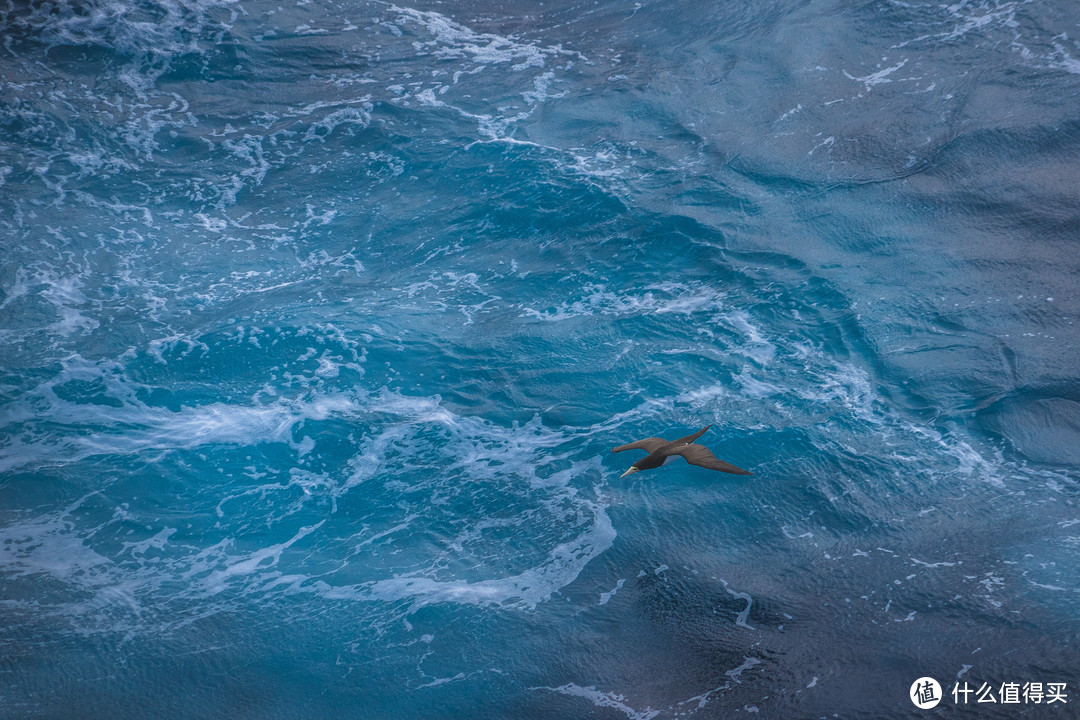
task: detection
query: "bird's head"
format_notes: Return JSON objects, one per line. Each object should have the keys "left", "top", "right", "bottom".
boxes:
{"left": 619, "top": 465, "right": 642, "bottom": 479}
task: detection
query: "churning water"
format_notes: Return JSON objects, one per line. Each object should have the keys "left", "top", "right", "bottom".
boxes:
{"left": 2, "top": 0, "right": 1079, "bottom": 717}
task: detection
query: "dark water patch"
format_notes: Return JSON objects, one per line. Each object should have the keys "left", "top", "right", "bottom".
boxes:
{"left": 977, "top": 395, "right": 1080, "bottom": 466}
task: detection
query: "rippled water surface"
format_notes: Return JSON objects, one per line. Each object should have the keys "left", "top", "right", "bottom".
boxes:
{"left": 2, "top": 0, "right": 1079, "bottom": 717}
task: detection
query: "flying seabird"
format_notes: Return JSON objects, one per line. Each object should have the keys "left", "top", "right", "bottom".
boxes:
{"left": 611, "top": 424, "right": 752, "bottom": 478}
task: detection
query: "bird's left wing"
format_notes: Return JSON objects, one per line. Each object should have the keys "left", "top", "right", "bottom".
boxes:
{"left": 671, "top": 444, "right": 753, "bottom": 475}
{"left": 610, "top": 438, "right": 668, "bottom": 454}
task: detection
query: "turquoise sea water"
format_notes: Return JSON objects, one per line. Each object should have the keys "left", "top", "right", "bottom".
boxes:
{"left": 2, "top": 0, "right": 1079, "bottom": 717}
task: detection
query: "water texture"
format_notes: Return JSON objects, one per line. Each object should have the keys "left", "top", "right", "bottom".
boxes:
{"left": 1, "top": 0, "right": 1078, "bottom": 717}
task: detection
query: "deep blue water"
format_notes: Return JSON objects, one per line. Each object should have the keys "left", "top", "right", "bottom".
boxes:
{"left": 2, "top": 0, "right": 1079, "bottom": 717}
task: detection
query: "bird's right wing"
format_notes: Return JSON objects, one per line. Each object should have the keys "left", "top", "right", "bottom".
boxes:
{"left": 610, "top": 438, "right": 668, "bottom": 454}
{"left": 672, "top": 424, "right": 711, "bottom": 446}
{"left": 671, "top": 444, "right": 753, "bottom": 475}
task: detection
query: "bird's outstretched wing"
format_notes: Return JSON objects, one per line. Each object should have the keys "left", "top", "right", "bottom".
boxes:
{"left": 672, "top": 424, "right": 711, "bottom": 446}
{"left": 671, "top": 444, "right": 753, "bottom": 475}
{"left": 611, "top": 438, "right": 668, "bottom": 454}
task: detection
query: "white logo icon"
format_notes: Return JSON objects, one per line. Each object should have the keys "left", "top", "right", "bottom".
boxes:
{"left": 911, "top": 677, "right": 942, "bottom": 709}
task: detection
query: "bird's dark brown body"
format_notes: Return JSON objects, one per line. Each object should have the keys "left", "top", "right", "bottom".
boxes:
{"left": 611, "top": 425, "right": 752, "bottom": 478}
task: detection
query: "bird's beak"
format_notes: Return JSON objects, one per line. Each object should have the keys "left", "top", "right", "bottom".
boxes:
{"left": 619, "top": 467, "right": 642, "bottom": 479}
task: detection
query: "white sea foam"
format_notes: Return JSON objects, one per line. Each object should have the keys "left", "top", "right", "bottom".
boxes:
{"left": 202, "top": 521, "right": 325, "bottom": 595}
{"left": 1, "top": 350, "right": 615, "bottom": 635}
{"left": 0, "top": 500, "right": 112, "bottom": 582}
{"left": 122, "top": 527, "right": 177, "bottom": 557}
{"left": 222, "top": 135, "right": 272, "bottom": 187}
{"left": 2, "top": 267, "right": 102, "bottom": 338}
{"left": 371, "top": 3, "right": 587, "bottom": 147}
{"left": 394, "top": 271, "right": 502, "bottom": 325}
{"left": 599, "top": 306, "right": 1018, "bottom": 502}
{"left": 14, "top": 0, "right": 239, "bottom": 59}
{"left": 719, "top": 578, "right": 755, "bottom": 630}
{"left": 599, "top": 578, "right": 625, "bottom": 605}
{"left": 534, "top": 684, "right": 660, "bottom": 720}
{"left": 303, "top": 105, "right": 373, "bottom": 142}
{"left": 539, "top": 655, "right": 764, "bottom": 718}
{"left": 387, "top": 4, "right": 569, "bottom": 71}
{"left": 523, "top": 70, "right": 567, "bottom": 105}
{"left": 520, "top": 281, "right": 726, "bottom": 322}
{"left": 1048, "top": 37, "right": 1080, "bottom": 75}
{"left": 350, "top": 494, "right": 613, "bottom": 611}
{"left": 0, "top": 384, "right": 358, "bottom": 472}
{"left": 843, "top": 58, "right": 909, "bottom": 91}
{"left": 893, "top": 0, "right": 1024, "bottom": 49}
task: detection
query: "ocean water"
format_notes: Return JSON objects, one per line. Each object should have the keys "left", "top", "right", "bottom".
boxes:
{"left": 1, "top": 0, "right": 1079, "bottom": 717}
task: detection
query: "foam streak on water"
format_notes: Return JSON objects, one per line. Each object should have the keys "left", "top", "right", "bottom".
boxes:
{"left": 2, "top": 0, "right": 1079, "bottom": 717}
